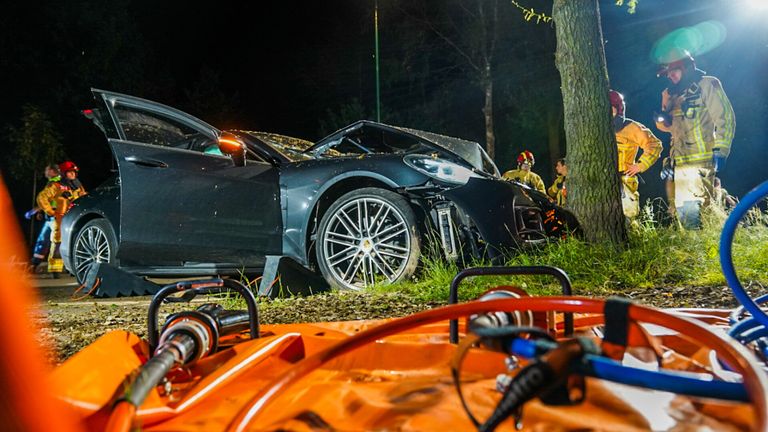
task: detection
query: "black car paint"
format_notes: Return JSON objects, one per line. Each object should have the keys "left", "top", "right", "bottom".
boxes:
{"left": 109, "top": 139, "right": 281, "bottom": 266}
{"left": 279, "top": 155, "right": 433, "bottom": 266}
{"left": 442, "top": 177, "right": 542, "bottom": 251}
{"left": 60, "top": 176, "right": 120, "bottom": 266}
{"left": 61, "top": 89, "right": 577, "bottom": 282}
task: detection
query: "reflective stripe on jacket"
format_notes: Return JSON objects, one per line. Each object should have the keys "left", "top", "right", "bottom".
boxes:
{"left": 616, "top": 119, "right": 663, "bottom": 173}
{"left": 656, "top": 76, "right": 735, "bottom": 165}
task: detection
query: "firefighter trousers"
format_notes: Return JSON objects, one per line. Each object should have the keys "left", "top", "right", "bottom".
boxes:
{"left": 621, "top": 176, "right": 640, "bottom": 219}
{"left": 48, "top": 216, "right": 64, "bottom": 273}
{"left": 674, "top": 163, "right": 715, "bottom": 229}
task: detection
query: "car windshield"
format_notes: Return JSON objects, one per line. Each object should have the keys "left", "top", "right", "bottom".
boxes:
{"left": 237, "top": 131, "right": 318, "bottom": 162}
{"left": 314, "top": 128, "right": 432, "bottom": 157}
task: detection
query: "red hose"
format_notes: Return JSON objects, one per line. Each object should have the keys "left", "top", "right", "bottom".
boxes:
{"left": 225, "top": 296, "right": 768, "bottom": 432}
{"left": 105, "top": 401, "right": 136, "bottom": 432}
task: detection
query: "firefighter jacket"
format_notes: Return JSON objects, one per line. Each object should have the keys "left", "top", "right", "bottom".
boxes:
{"left": 502, "top": 169, "right": 546, "bottom": 194}
{"left": 616, "top": 118, "right": 663, "bottom": 174}
{"left": 36, "top": 176, "right": 63, "bottom": 217}
{"left": 656, "top": 76, "right": 735, "bottom": 165}
{"left": 547, "top": 175, "right": 567, "bottom": 206}
{"left": 36, "top": 177, "right": 85, "bottom": 218}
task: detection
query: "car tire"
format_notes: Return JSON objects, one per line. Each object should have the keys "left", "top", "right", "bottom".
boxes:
{"left": 72, "top": 218, "right": 118, "bottom": 285}
{"left": 316, "top": 188, "right": 421, "bottom": 290}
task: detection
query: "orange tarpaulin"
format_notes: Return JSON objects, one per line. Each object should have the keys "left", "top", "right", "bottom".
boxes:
{"left": 0, "top": 174, "right": 80, "bottom": 431}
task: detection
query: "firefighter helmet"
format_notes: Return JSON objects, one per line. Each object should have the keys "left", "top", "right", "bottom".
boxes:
{"left": 517, "top": 150, "right": 535, "bottom": 167}
{"left": 609, "top": 90, "right": 625, "bottom": 117}
{"left": 58, "top": 161, "right": 78, "bottom": 173}
{"left": 656, "top": 51, "right": 696, "bottom": 77}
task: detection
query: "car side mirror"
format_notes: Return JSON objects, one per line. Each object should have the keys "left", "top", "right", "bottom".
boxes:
{"left": 218, "top": 136, "right": 246, "bottom": 167}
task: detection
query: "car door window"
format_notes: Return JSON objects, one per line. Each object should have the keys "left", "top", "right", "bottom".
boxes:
{"left": 114, "top": 103, "right": 217, "bottom": 152}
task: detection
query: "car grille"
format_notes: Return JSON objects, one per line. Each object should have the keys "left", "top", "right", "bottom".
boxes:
{"left": 515, "top": 207, "right": 546, "bottom": 243}
{"left": 436, "top": 205, "right": 458, "bottom": 260}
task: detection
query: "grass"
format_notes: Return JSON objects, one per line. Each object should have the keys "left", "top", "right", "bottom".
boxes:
{"left": 374, "top": 205, "right": 768, "bottom": 303}
{"left": 217, "top": 205, "right": 767, "bottom": 311}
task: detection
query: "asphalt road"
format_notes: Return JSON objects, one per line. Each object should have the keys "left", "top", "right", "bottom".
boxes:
{"left": 33, "top": 274, "right": 83, "bottom": 302}
{"left": 31, "top": 273, "right": 157, "bottom": 305}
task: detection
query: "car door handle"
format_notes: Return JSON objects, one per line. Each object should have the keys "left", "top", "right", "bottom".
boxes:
{"left": 124, "top": 156, "right": 168, "bottom": 168}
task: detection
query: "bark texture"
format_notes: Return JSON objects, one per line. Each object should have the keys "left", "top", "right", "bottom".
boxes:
{"left": 553, "top": 0, "right": 626, "bottom": 244}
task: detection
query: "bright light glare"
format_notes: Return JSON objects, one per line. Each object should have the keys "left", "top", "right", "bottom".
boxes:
{"left": 746, "top": 0, "right": 768, "bottom": 11}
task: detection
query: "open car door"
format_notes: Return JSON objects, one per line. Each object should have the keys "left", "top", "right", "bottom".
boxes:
{"left": 92, "top": 89, "right": 281, "bottom": 269}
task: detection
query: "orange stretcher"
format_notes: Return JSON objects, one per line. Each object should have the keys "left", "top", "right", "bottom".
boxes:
{"left": 46, "top": 290, "right": 764, "bottom": 432}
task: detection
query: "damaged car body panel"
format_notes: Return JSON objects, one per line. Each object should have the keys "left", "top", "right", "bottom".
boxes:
{"left": 61, "top": 89, "right": 578, "bottom": 290}
{"left": 308, "top": 120, "right": 500, "bottom": 176}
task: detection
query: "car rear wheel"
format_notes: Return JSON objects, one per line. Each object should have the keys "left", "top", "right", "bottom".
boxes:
{"left": 72, "top": 219, "right": 117, "bottom": 284}
{"left": 317, "top": 188, "right": 421, "bottom": 290}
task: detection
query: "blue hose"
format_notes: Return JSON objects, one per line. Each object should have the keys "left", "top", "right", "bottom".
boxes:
{"left": 585, "top": 355, "right": 747, "bottom": 401}
{"left": 720, "top": 180, "right": 768, "bottom": 331}
{"left": 739, "top": 326, "right": 768, "bottom": 345}
{"left": 506, "top": 338, "right": 749, "bottom": 402}
{"left": 728, "top": 317, "right": 763, "bottom": 337}
{"left": 729, "top": 293, "right": 768, "bottom": 325}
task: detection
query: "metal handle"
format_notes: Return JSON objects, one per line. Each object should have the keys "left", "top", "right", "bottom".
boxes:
{"left": 125, "top": 155, "right": 168, "bottom": 168}
{"left": 449, "top": 266, "right": 574, "bottom": 343}
{"left": 147, "top": 278, "right": 259, "bottom": 355}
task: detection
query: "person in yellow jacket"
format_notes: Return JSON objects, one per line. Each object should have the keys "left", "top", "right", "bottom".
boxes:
{"left": 547, "top": 158, "right": 567, "bottom": 206}
{"left": 655, "top": 52, "right": 735, "bottom": 229}
{"left": 36, "top": 161, "right": 86, "bottom": 275}
{"left": 502, "top": 150, "right": 546, "bottom": 194}
{"left": 609, "top": 90, "right": 663, "bottom": 219}
{"left": 36, "top": 171, "right": 66, "bottom": 275}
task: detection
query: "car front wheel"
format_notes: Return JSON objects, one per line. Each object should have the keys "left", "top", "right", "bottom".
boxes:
{"left": 316, "top": 188, "right": 421, "bottom": 290}
{"left": 72, "top": 219, "right": 117, "bottom": 284}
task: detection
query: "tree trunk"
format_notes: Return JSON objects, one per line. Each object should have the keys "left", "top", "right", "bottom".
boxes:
{"left": 482, "top": 69, "right": 495, "bottom": 160}
{"left": 553, "top": 0, "right": 626, "bottom": 244}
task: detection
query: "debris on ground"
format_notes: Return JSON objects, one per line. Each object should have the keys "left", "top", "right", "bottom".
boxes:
{"left": 35, "top": 283, "right": 763, "bottom": 365}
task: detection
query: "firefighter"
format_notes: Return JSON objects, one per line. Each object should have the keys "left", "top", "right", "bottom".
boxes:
{"left": 547, "top": 158, "right": 567, "bottom": 206}
{"left": 59, "top": 161, "right": 86, "bottom": 202}
{"left": 37, "top": 161, "right": 86, "bottom": 276}
{"left": 26, "top": 164, "right": 61, "bottom": 271}
{"left": 655, "top": 52, "right": 735, "bottom": 229}
{"left": 502, "top": 150, "right": 546, "bottom": 194}
{"left": 609, "top": 90, "right": 663, "bottom": 219}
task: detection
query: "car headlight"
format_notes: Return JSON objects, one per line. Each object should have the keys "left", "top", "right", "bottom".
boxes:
{"left": 404, "top": 155, "right": 481, "bottom": 185}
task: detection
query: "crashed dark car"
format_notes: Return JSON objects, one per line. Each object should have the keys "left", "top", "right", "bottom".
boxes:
{"left": 61, "top": 89, "right": 578, "bottom": 290}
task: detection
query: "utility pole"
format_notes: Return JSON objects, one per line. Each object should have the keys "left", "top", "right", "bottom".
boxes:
{"left": 374, "top": 0, "right": 381, "bottom": 122}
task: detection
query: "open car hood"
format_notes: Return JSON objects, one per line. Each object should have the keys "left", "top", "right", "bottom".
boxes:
{"left": 308, "top": 120, "right": 500, "bottom": 176}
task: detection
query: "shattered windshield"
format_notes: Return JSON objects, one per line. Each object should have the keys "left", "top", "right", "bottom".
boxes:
{"left": 316, "top": 127, "right": 430, "bottom": 157}
{"left": 238, "top": 131, "right": 318, "bottom": 161}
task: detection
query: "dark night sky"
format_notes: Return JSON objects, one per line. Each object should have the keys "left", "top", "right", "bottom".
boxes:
{"left": 1, "top": 0, "right": 766, "bottom": 234}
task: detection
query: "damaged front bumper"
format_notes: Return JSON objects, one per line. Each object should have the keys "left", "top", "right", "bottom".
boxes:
{"left": 405, "top": 177, "right": 578, "bottom": 261}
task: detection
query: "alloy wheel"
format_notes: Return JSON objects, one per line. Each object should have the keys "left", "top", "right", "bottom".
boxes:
{"left": 322, "top": 197, "right": 412, "bottom": 290}
{"left": 73, "top": 225, "right": 112, "bottom": 282}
